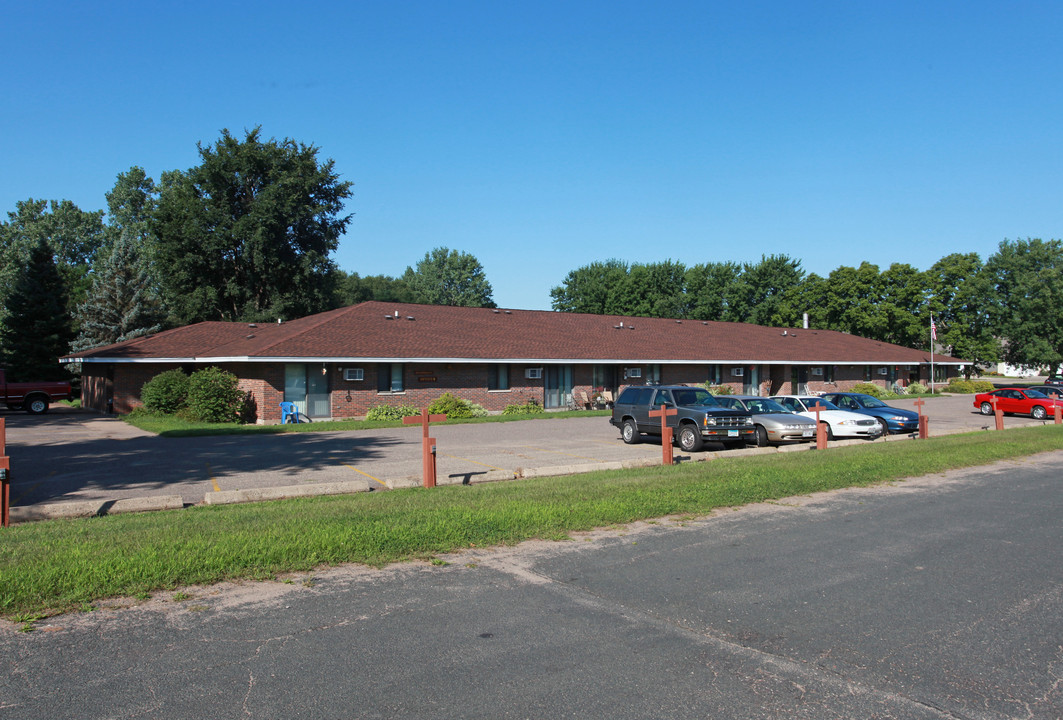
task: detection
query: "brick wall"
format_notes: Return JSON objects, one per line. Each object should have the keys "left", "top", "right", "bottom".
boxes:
{"left": 104, "top": 360, "right": 960, "bottom": 423}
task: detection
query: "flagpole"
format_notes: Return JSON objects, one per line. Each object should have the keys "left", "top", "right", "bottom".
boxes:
{"left": 930, "top": 313, "right": 936, "bottom": 393}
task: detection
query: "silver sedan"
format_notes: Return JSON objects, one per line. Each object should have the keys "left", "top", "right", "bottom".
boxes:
{"left": 714, "top": 395, "right": 818, "bottom": 446}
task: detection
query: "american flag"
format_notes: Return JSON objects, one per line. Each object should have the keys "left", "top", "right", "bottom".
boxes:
{"left": 931, "top": 318, "right": 937, "bottom": 340}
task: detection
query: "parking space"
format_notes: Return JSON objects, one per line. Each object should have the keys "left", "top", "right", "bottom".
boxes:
{"left": 2, "top": 392, "right": 1057, "bottom": 514}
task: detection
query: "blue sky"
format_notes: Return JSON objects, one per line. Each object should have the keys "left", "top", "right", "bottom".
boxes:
{"left": 3, "top": 1, "right": 1061, "bottom": 310}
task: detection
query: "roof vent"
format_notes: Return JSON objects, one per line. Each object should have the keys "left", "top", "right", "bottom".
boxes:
{"left": 394, "top": 310, "right": 399, "bottom": 318}
{"left": 702, "top": 322, "right": 707, "bottom": 325}
{"left": 781, "top": 330, "right": 788, "bottom": 336}
{"left": 248, "top": 323, "right": 257, "bottom": 328}
{"left": 493, "top": 309, "right": 500, "bottom": 313}
{"left": 385, "top": 315, "right": 393, "bottom": 319}
{"left": 245, "top": 334, "right": 255, "bottom": 339}
{"left": 676, "top": 320, "right": 682, "bottom": 324}
{"left": 406, "top": 316, "right": 415, "bottom": 321}
{"left": 614, "top": 325, "right": 621, "bottom": 329}
{"left": 504, "top": 310, "right": 512, "bottom": 314}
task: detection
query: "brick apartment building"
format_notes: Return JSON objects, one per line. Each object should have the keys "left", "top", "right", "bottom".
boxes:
{"left": 65, "top": 301, "right": 965, "bottom": 423}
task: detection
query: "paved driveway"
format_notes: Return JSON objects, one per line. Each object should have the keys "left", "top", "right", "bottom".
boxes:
{"left": 2, "top": 453, "right": 1062, "bottom": 718}
{"left": 1, "top": 392, "right": 1055, "bottom": 511}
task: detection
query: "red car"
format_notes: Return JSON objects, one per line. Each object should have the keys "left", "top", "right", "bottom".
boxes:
{"left": 973, "top": 387, "right": 1063, "bottom": 420}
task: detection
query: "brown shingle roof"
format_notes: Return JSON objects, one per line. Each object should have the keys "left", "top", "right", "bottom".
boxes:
{"left": 67, "top": 301, "right": 965, "bottom": 365}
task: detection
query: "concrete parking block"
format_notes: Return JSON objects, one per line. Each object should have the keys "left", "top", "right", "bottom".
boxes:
{"left": 9, "top": 494, "right": 184, "bottom": 523}
{"left": 203, "top": 480, "right": 369, "bottom": 506}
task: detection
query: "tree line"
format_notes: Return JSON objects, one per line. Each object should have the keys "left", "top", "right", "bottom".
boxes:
{"left": 0, "top": 128, "right": 494, "bottom": 381}
{"left": 2, "top": 126, "right": 1060, "bottom": 381}
{"left": 550, "top": 246, "right": 1063, "bottom": 377}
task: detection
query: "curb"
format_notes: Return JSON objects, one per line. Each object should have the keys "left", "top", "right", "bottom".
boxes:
{"left": 9, "top": 494, "right": 184, "bottom": 523}
{"left": 203, "top": 480, "right": 370, "bottom": 506}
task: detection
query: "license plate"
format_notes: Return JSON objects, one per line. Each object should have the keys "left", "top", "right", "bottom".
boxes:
{"left": 802, "top": 430, "right": 814, "bottom": 437}
{"left": 728, "top": 430, "right": 738, "bottom": 437}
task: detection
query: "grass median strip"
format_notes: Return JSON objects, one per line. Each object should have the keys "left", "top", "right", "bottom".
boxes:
{"left": 1, "top": 426, "right": 1061, "bottom": 618}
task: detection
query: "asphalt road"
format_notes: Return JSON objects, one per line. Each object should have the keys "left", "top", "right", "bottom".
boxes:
{"left": 2, "top": 452, "right": 1061, "bottom": 718}
{"left": 1, "top": 393, "right": 1056, "bottom": 509}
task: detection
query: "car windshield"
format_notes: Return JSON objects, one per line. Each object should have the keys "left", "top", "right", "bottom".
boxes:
{"left": 743, "top": 398, "right": 791, "bottom": 414}
{"left": 856, "top": 395, "right": 888, "bottom": 408}
{"left": 1025, "top": 389, "right": 1049, "bottom": 399}
{"left": 799, "top": 397, "right": 841, "bottom": 411}
{"left": 672, "top": 388, "right": 720, "bottom": 406}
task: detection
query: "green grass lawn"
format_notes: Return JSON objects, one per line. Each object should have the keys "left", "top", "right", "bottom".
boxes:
{"left": 2, "top": 425, "right": 1061, "bottom": 620}
{"left": 123, "top": 408, "right": 612, "bottom": 437}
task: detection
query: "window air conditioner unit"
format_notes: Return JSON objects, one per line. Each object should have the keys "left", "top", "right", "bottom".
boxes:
{"left": 811, "top": 367, "right": 823, "bottom": 376}
{"left": 877, "top": 367, "right": 888, "bottom": 376}
{"left": 525, "top": 368, "right": 542, "bottom": 379}
{"left": 731, "top": 368, "right": 744, "bottom": 377}
{"left": 344, "top": 368, "right": 364, "bottom": 381}
{"left": 626, "top": 367, "right": 642, "bottom": 378}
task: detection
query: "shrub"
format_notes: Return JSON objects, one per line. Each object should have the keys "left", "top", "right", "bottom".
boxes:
{"left": 185, "top": 367, "right": 244, "bottom": 423}
{"left": 365, "top": 404, "right": 420, "bottom": 421}
{"left": 467, "top": 402, "right": 489, "bottom": 418}
{"left": 503, "top": 399, "right": 544, "bottom": 415}
{"left": 428, "top": 392, "right": 474, "bottom": 419}
{"left": 702, "top": 383, "right": 734, "bottom": 395}
{"left": 140, "top": 369, "right": 189, "bottom": 414}
{"left": 907, "top": 381, "right": 928, "bottom": 395}
{"left": 851, "top": 382, "right": 884, "bottom": 398}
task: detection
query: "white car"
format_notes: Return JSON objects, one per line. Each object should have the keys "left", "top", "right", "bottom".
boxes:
{"left": 771, "top": 395, "right": 883, "bottom": 440}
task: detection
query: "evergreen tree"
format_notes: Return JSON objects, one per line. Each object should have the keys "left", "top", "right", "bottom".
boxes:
{"left": 1, "top": 237, "right": 73, "bottom": 380}
{"left": 72, "top": 228, "right": 165, "bottom": 352}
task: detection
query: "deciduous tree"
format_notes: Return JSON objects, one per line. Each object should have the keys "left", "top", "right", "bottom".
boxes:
{"left": 984, "top": 238, "right": 1063, "bottom": 374}
{"left": 152, "top": 128, "right": 352, "bottom": 323}
{"left": 402, "top": 247, "right": 495, "bottom": 307}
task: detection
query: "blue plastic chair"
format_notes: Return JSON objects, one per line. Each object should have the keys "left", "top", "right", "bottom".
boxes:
{"left": 279, "top": 402, "right": 300, "bottom": 424}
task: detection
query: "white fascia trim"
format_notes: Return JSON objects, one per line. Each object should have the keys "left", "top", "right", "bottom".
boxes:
{"left": 73, "top": 356, "right": 967, "bottom": 366}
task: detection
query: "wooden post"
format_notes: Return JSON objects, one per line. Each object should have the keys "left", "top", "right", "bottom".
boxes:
{"left": 0, "top": 419, "right": 9, "bottom": 528}
{"left": 1055, "top": 403, "right": 1061, "bottom": 425}
{"left": 648, "top": 405, "right": 678, "bottom": 466}
{"left": 810, "top": 403, "right": 828, "bottom": 449}
{"left": 914, "top": 399, "right": 928, "bottom": 439}
{"left": 402, "top": 410, "right": 447, "bottom": 488}
{"left": 991, "top": 395, "right": 1004, "bottom": 431}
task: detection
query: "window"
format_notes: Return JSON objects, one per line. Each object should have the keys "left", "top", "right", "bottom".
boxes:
{"left": 377, "top": 363, "right": 404, "bottom": 393}
{"left": 706, "top": 364, "right": 721, "bottom": 385}
{"left": 646, "top": 363, "right": 661, "bottom": 384}
{"left": 488, "top": 364, "right": 510, "bottom": 391}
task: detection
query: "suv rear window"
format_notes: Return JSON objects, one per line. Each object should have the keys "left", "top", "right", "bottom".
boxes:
{"left": 616, "top": 387, "right": 655, "bottom": 405}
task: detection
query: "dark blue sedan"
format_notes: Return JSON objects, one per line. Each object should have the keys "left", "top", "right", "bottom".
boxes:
{"left": 820, "top": 393, "right": 921, "bottom": 434}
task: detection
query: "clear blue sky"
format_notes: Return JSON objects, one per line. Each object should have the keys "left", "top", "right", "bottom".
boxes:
{"left": 4, "top": 1, "right": 1061, "bottom": 311}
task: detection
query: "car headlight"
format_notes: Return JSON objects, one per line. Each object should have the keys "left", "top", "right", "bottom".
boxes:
{"left": 838, "top": 419, "right": 857, "bottom": 426}
{"left": 704, "top": 415, "right": 716, "bottom": 426}
{"left": 889, "top": 415, "right": 908, "bottom": 421}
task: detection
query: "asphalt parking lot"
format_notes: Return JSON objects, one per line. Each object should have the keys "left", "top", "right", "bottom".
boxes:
{"left": 1, "top": 392, "right": 1056, "bottom": 517}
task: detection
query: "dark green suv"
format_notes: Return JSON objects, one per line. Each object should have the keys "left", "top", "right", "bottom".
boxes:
{"left": 610, "top": 385, "right": 755, "bottom": 451}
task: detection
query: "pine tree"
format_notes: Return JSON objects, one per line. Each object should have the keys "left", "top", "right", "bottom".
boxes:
{"left": 72, "top": 228, "right": 165, "bottom": 352}
{"left": 1, "top": 237, "right": 73, "bottom": 381}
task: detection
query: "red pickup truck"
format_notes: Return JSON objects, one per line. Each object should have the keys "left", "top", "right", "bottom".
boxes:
{"left": 0, "top": 368, "right": 73, "bottom": 414}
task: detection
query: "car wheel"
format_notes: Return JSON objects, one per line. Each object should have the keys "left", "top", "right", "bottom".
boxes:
{"left": 876, "top": 417, "right": 889, "bottom": 435}
{"left": 754, "top": 425, "right": 769, "bottom": 447}
{"left": 979, "top": 402, "right": 993, "bottom": 415}
{"left": 677, "top": 425, "right": 703, "bottom": 452}
{"left": 621, "top": 419, "right": 640, "bottom": 444}
{"left": 825, "top": 423, "right": 835, "bottom": 441}
{"left": 25, "top": 396, "right": 49, "bottom": 415}
{"left": 1032, "top": 405, "right": 1047, "bottom": 420}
